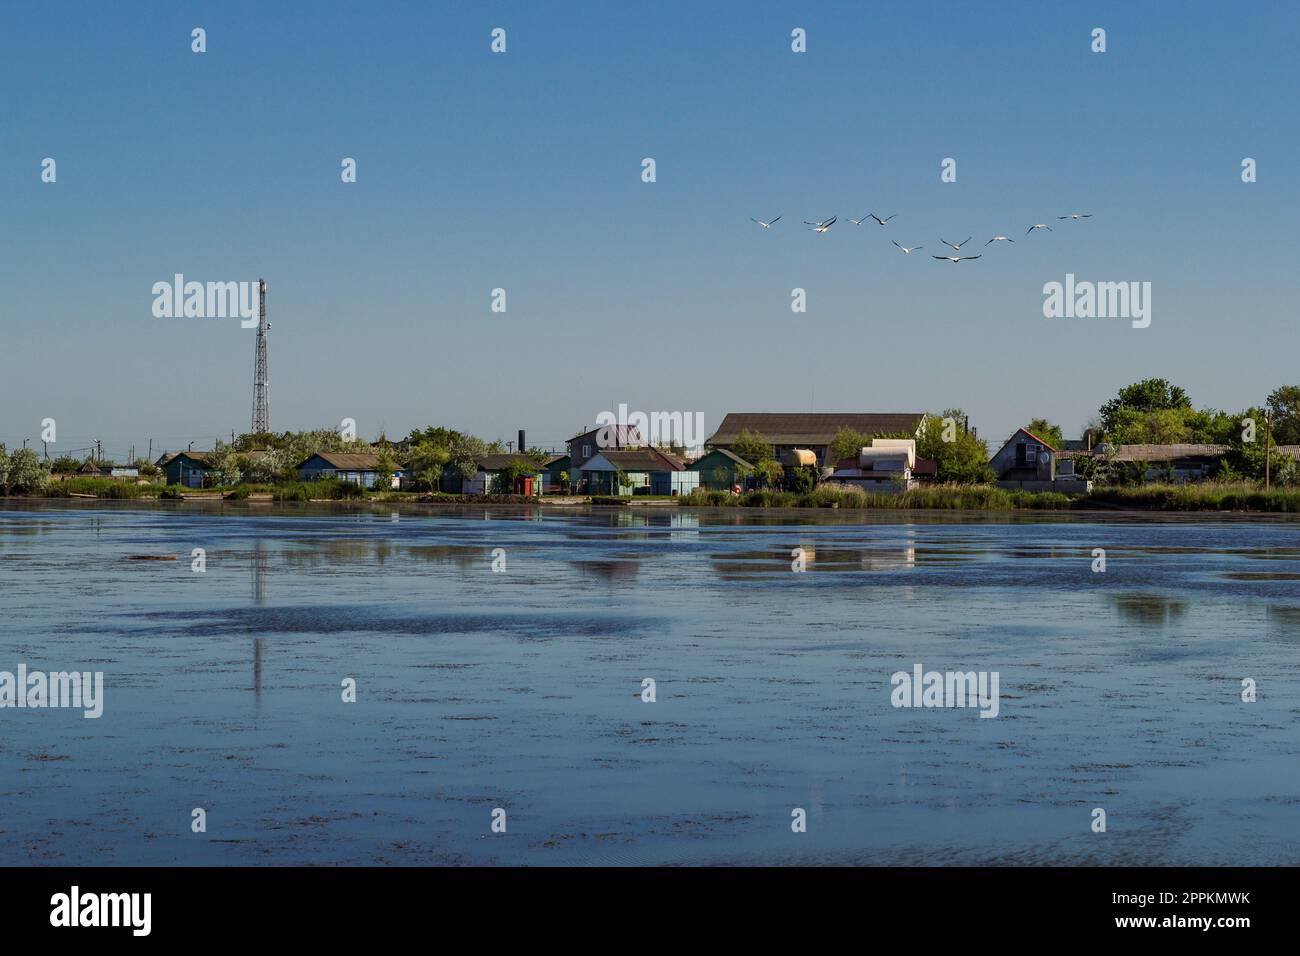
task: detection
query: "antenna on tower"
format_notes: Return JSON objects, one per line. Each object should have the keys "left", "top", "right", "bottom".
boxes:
{"left": 252, "top": 278, "right": 270, "bottom": 434}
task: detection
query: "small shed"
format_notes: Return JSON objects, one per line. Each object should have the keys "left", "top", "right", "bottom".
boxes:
{"left": 543, "top": 454, "right": 570, "bottom": 493}
{"left": 161, "top": 452, "right": 214, "bottom": 487}
{"left": 687, "top": 448, "right": 752, "bottom": 490}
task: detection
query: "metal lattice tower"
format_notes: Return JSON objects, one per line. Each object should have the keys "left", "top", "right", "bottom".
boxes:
{"left": 251, "top": 278, "right": 270, "bottom": 433}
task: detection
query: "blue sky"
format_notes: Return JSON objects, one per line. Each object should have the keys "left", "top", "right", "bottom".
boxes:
{"left": 2, "top": 1, "right": 1297, "bottom": 459}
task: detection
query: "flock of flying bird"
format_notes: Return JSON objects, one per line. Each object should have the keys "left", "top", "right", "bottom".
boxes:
{"left": 749, "top": 211, "right": 1093, "bottom": 262}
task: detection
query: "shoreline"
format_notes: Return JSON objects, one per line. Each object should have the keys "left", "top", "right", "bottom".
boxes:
{"left": 4, "top": 494, "right": 1300, "bottom": 520}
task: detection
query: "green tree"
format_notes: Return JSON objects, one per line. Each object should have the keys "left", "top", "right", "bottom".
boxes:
{"left": 1267, "top": 385, "right": 1300, "bottom": 445}
{"left": 501, "top": 458, "right": 539, "bottom": 494}
{"left": 1099, "top": 379, "right": 1192, "bottom": 437}
{"left": 788, "top": 466, "right": 816, "bottom": 494}
{"left": 1023, "top": 418, "right": 1065, "bottom": 450}
{"left": 6, "top": 448, "right": 51, "bottom": 495}
{"left": 830, "top": 427, "right": 872, "bottom": 464}
{"left": 751, "top": 459, "right": 784, "bottom": 489}
{"left": 731, "top": 429, "right": 774, "bottom": 466}
{"left": 1218, "top": 405, "right": 1270, "bottom": 480}
{"left": 406, "top": 442, "right": 450, "bottom": 491}
{"left": 209, "top": 441, "right": 242, "bottom": 485}
{"left": 374, "top": 446, "right": 396, "bottom": 489}
{"left": 50, "top": 455, "right": 82, "bottom": 474}
{"left": 917, "top": 410, "right": 995, "bottom": 483}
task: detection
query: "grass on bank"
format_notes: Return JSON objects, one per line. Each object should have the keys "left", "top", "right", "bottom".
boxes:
{"left": 26, "top": 478, "right": 1300, "bottom": 512}
{"left": 679, "top": 481, "right": 1300, "bottom": 512}
{"left": 679, "top": 484, "right": 1072, "bottom": 510}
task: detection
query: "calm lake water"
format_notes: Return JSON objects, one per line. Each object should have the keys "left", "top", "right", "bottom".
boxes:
{"left": 1, "top": 500, "right": 1298, "bottom": 866}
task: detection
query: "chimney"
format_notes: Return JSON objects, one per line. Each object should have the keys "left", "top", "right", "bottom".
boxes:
{"left": 518, "top": 430, "right": 525, "bottom": 454}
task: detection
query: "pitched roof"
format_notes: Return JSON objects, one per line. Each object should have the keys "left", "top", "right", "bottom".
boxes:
{"left": 689, "top": 448, "right": 752, "bottom": 469}
{"left": 160, "top": 451, "right": 214, "bottom": 466}
{"left": 991, "top": 427, "right": 1057, "bottom": 460}
{"left": 706, "top": 412, "right": 925, "bottom": 447}
{"left": 589, "top": 449, "right": 684, "bottom": 472}
{"left": 1058, "top": 443, "right": 1229, "bottom": 462}
{"left": 301, "top": 452, "right": 389, "bottom": 470}
{"left": 569, "top": 424, "right": 643, "bottom": 445}
{"left": 474, "top": 453, "right": 544, "bottom": 472}
{"left": 160, "top": 449, "right": 269, "bottom": 465}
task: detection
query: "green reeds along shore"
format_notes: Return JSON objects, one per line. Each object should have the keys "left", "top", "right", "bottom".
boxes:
{"left": 22, "top": 479, "right": 1300, "bottom": 512}
{"left": 678, "top": 484, "right": 1072, "bottom": 510}
{"left": 678, "top": 482, "right": 1300, "bottom": 512}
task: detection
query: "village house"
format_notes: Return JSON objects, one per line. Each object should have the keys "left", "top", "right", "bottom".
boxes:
{"left": 566, "top": 424, "right": 644, "bottom": 475}
{"left": 990, "top": 428, "right": 1092, "bottom": 492}
{"left": 1058, "top": 443, "right": 1229, "bottom": 483}
{"left": 542, "top": 454, "right": 570, "bottom": 492}
{"left": 990, "top": 428, "right": 1057, "bottom": 483}
{"left": 158, "top": 451, "right": 214, "bottom": 487}
{"left": 704, "top": 412, "right": 927, "bottom": 469}
{"left": 77, "top": 459, "right": 140, "bottom": 480}
{"left": 296, "top": 452, "right": 405, "bottom": 489}
{"left": 441, "top": 453, "right": 544, "bottom": 496}
{"left": 577, "top": 447, "right": 698, "bottom": 496}
{"left": 686, "top": 448, "right": 752, "bottom": 491}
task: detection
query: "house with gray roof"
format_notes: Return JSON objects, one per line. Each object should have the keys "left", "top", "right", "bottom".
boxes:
{"left": 704, "top": 412, "right": 926, "bottom": 468}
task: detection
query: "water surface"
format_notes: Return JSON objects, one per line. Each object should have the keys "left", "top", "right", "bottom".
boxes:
{"left": 1, "top": 501, "right": 1297, "bottom": 865}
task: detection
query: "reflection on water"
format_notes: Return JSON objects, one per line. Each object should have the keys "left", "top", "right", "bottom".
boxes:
{"left": 574, "top": 559, "right": 641, "bottom": 581}
{"left": 1112, "top": 592, "right": 1189, "bottom": 627}
{"left": 2, "top": 500, "right": 1299, "bottom": 867}
{"left": 251, "top": 543, "right": 268, "bottom": 605}
{"left": 253, "top": 636, "right": 264, "bottom": 703}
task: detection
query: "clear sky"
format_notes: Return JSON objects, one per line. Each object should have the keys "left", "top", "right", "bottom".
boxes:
{"left": 2, "top": 1, "right": 1297, "bottom": 460}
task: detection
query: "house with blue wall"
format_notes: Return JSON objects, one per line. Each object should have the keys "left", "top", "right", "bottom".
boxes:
{"left": 296, "top": 452, "right": 405, "bottom": 489}
{"left": 578, "top": 448, "right": 698, "bottom": 496}
{"left": 159, "top": 451, "right": 214, "bottom": 487}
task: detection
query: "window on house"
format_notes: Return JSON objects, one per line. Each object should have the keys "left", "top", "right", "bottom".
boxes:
{"left": 1026, "top": 445, "right": 1037, "bottom": 463}
{"left": 582, "top": 444, "right": 591, "bottom": 458}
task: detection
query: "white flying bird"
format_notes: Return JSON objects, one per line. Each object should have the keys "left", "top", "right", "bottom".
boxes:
{"left": 868, "top": 213, "right": 895, "bottom": 225}
{"left": 1026, "top": 223, "right": 1052, "bottom": 234}
{"left": 932, "top": 254, "right": 981, "bottom": 263}
{"left": 892, "top": 241, "right": 923, "bottom": 254}
{"left": 803, "top": 217, "right": 837, "bottom": 233}
{"left": 1057, "top": 213, "right": 1092, "bottom": 220}
{"left": 985, "top": 235, "right": 1015, "bottom": 245}
{"left": 750, "top": 216, "right": 782, "bottom": 229}
{"left": 941, "top": 237, "right": 972, "bottom": 251}
{"left": 848, "top": 214, "right": 871, "bottom": 225}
